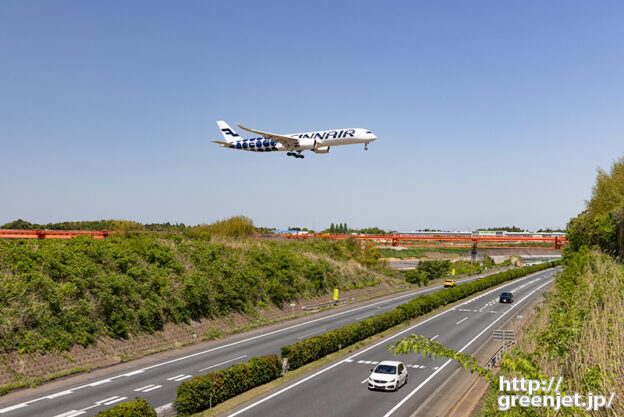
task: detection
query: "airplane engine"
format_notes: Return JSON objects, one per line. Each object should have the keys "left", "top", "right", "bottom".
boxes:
{"left": 313, "top": 146, "right": 330, "bottom": 154}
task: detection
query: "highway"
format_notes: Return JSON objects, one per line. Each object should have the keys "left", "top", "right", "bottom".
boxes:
{"left": 224, "top": 268, "right": 558, "bottom": 417}
{"left": 0, "top": 271, "right": 501, "bottom": 417}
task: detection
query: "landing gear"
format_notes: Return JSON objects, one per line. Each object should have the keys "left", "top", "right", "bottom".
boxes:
{"left": 287, "top": 151, "right": 305, "bottom": 159}
{"left": 364, "top": 143, "right": 369, "bottom": 150}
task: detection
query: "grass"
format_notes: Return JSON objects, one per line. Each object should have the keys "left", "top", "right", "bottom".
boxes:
{"left": 0, "top": 233, "right": 396, "bottom": 355}
{"left": 378, "top": 247, "right": 469, "bottom": 259}
{"left": 478, "top": 250, "right": 624, "bottom": 416}
{"left": 188, "top": 269, "right": 549, "bottom": 417}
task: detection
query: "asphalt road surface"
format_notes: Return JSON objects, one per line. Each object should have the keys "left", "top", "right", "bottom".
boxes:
{"left": 225, "top": 268, "right": 558, "bottom": 417}
{"left": 0, "top": 268, "right": 552, "bottom": 417}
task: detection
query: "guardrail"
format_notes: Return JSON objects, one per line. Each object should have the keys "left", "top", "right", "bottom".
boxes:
{"left": 301, "top": 298, "right": 353, "bottom": 310}
{"left": 485, "top": 340, "right": 517, "bottom": 369}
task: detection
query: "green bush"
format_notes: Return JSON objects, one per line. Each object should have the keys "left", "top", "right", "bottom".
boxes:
{"left": 174, "top": 355, "right": 282, "bottom": 415}
{"left": 0, "top": 232, "right": 393, "bottom": 354}
{"left": 94, "top": 398, "right": 155, "bottom": 417}
{"left": 415, "top": 260, "right": 451, "bottom": 280}
{"left": 281, "top": 261, "right": 559, "bottom": 371}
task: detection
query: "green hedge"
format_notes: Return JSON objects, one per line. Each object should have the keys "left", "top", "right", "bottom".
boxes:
{"left": 94, "top": 398, "right": 155, "bottom": 417}
{"left": 281, "top": 261, "right": 560, "bottom": 370}
{"left": 174, "top": 354, "right": 282, "bottom": 415}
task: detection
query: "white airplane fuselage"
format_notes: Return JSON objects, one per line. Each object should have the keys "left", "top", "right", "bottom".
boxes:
{"left": 212, "top": 122, "right": 377, "bottom": 158}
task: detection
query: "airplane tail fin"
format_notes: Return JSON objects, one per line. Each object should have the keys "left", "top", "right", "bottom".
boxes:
{"left": 216, "top": 120, "right": 241, "bottom": 143}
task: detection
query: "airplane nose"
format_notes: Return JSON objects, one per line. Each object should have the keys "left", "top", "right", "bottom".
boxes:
{"left": 371, "top": 135, "right": 377, "bottom": 141}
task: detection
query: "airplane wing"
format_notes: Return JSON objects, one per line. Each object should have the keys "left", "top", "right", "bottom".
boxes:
{"left": 236, "top": 123, "right": 299, "bottom": 148}
{"left": 211, "top": 140, "right": 232, "bottom": 146}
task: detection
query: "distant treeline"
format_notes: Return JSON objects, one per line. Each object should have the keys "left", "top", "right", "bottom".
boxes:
{"left": 1, "top": 219, "right": 187, "bottom": 232}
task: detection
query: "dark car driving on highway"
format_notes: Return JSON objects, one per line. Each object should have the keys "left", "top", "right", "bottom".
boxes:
{"left": 499, "top": 292, "right": 514, "bottom": 303}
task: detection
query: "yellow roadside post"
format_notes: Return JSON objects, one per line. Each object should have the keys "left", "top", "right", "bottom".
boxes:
{"left": 333, "top": 288, "right": 339, "bottom": 301}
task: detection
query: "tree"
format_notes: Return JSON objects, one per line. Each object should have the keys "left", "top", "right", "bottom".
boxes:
{"left": 330, "top": 223, "right": 335, "bottom": 233}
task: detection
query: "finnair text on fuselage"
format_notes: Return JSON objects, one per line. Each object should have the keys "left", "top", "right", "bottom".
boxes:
{"left": 292, "top": 129, "right": 356, "bottom": 140}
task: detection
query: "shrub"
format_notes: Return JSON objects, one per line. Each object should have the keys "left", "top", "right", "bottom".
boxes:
{"left": 281, "top": 261, "right": 559, "bottom": 371}
{"left": 174, "top": 355, "right": 282, "bottom": 415}
{"left": 95, "top": 398, "right": 155, "bottom": 417}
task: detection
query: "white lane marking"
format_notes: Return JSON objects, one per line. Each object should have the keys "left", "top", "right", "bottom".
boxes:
{"left": 95, "top": 396, "right": 119, "bottom": 405}
{"left": 141, "top": 385, "right": 162, "bottom": 393}
{"left": 225, "top": 269, "right": 555, "bottom": 417}
{"left": 134, "top": 384, "right": 155, "bottom": 392}
{"left": 371, "top": 361, "right": 379, "bottom": 364}
{"left": 52, "top": 411, "right": 85, "bottom": 417}
{"left": 455, "top": 317, "right": 468, "bottom": 325}
{"left": 0, "top": 275, "right": 490, "bottom": 412}
{"left": 103, "top": 396, "right": 127, "bottom": 405}
{"left": 47, "top": 390, "right": 73, "bottom": 399}
{"left": 430, "top": 334, "right": 439, "bottom": 341}
{"left": 361, "top": 378, "right": 369, "bottom": 384}
{"left": 345, "top": 359, "right": 353, "bottom": 363}
{"left": 356, "top": 313, "right": 375, "bottom": 320}
{"left": 357, "top": 360, "right": 364, "bottom": 364}
{"left": 198, "top": 354, "right": 247, "bottom": 372}
{"left": 457, "top": 308, "right": 471, "bottom": 312}
{"left": 381, "top": 278, "right": 555, "bottom": 417}
{"left": 172, "top": 375, "right": 192, "bottom": 382}
{"left": 89, "top": 379, "right": 111, "bottom": 387}
{"left": 0, "top": 404, "right": 27, "bottom": 413}
{"left": 364, "top": 360, "right": 372, "bottom": 364}
{"left": 296, "top": 328, "right": 327, "bottom": 340}
{"left": 433, "top": 366, "right": 439, "bottom": 370}
{"left": 167, "top": 374, "right": 186, "bottom": 381}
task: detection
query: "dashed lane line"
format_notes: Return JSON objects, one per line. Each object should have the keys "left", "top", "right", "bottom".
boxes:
{"left": 198, "top": 355, "right": 247, "bottom": 372}
{"left": 381, "top": 278, "right": 555, "bottom": 417}
{"left": 296, "top": 328, "right": 327, "bottom": 340}
{"left": 225, "top": 270, "right": 554, "bottom": 417}
{"left": 455, "top": 317, "right": 468, "bottom": 325}
{"left": 2, "top": 279, "right": 492, "bottom": 414}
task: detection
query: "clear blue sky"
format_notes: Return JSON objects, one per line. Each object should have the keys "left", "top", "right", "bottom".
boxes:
{"left": 1, "top": 1, "right": 623, "bottom": 231}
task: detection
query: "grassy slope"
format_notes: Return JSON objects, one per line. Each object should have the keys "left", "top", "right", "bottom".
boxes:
{"left": 479, "top": 250, "right": 623, "bottom": 416}
{"left": 0, "top": 234, "right": 396, "bottom": 354}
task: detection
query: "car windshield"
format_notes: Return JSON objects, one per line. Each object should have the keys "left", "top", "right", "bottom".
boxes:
{"left": 374, "top": 365, "right": 397, "bottom": 374}
{"left": 501, "top": 292, "right": 512, "bottom": 296}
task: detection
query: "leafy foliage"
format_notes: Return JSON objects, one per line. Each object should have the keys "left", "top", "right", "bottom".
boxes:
{"left": 174, "top": 355, "right": 282, "bottom": 415}
{"left": 281, "top": 262, "right": 558, "bottom": 371}
{"left": 0, "top": 234, "right": 391, "bottom": 354}
{"left": 94, "top": 398, "right": 156, "bottom": 417}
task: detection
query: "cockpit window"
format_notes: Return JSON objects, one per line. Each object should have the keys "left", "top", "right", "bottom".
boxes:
{"left": 366, "top": 131, "right": 372, "bottom": 133}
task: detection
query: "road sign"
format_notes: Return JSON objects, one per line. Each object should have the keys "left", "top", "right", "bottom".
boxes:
{"left": 492, "top": 330, "right": 515, "bottom": 341}
{"left": 333, "top": 289, "right": 339, "bottom": 301}
{"left": 452, "top": 268, "right": 455, "bottom": 276}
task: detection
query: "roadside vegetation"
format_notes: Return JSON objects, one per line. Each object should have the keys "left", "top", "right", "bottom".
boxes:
{"left": 0, "top": 217, "right": 396, "bottom": 355}
{"left": 404, "top": 257, "right": 495, "bottom": 286}
{"left": 377, "top": 247, "right": 469, "bottom": 259}
{"left": 388, "top": 156, "right": 624, "bottom": 416}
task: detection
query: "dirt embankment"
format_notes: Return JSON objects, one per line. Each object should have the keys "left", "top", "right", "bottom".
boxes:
{"left": 0, "top": 281, "right": 400, "bottom": 388}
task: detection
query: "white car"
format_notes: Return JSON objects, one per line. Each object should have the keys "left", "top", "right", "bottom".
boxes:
{"left": 367, "top": 360, "right": 408, "bottom": 391}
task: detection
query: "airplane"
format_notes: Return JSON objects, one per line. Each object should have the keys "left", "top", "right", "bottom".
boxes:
{"left": 211, "top": 121, "right": 377, "bottom": 159}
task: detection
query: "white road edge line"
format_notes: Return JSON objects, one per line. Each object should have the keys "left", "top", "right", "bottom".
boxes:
{"left": 296, "top": 328, "right": 327, "bottom": 340}
{"left": 381, "top": 278, "right": 555, "bottom": 417}
{"left": 226, "top": 269, "right": 554, "bottom": 417}
{"left": 355, "top": 313, "right": 375, "bottom": 320}
{"left": 0, "top": 276, "right": 483, "bottom": 411}
{"left": 103, "top": 396, "right": 127, "bottom": 405}
{"left": 430, "top": 334, "right": 439, "bottom": 341}
{"left": 198, "top": 355, "right": 248, "bottom": 372}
